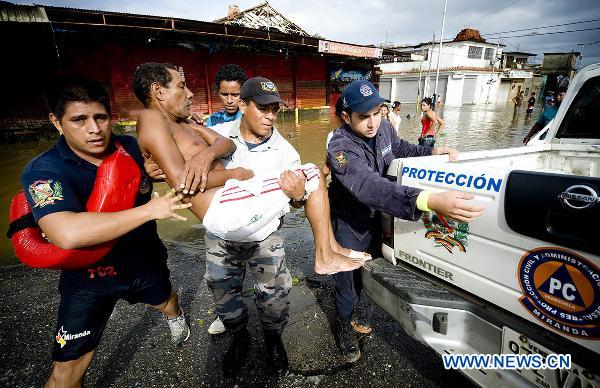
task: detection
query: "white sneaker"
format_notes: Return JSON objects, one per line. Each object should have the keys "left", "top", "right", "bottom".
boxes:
{"left": 167, "top": 310, "right": 190, "bottom": 346}
{"left": 208, "top": 316, "right": 226, "bottom": 335}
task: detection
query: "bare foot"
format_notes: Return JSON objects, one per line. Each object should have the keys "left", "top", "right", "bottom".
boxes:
{"left": 332, "top": 245, "right": 372, "bottom": 262}
{"left": 348, "top": 249, "right": 373, "bottom": 261}
{"left": 314, "top": 251, "right": 364, "bottom": 275}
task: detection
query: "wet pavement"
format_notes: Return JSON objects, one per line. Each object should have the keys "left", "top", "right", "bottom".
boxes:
{"left": 0, "top": 211, "right": 474, "bottom": 387}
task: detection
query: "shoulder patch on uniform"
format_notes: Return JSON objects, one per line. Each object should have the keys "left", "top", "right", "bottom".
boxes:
{"left": 28, "top": 180, "right": 64, "bottom": 208}
{"left": 335, "top": 151, "right": 348, "bottom": 167}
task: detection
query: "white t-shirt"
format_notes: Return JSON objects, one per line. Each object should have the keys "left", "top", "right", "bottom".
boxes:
{"left": 389, "top": 111, "right": 401, "bottom": 131}
{"left": 211, "top": 118, "right": 300, "bottom": 172}
{"left": 326, "top": 131, "right": 334, "bottom": 150}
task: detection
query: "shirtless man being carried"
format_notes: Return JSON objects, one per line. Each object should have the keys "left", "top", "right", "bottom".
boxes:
{"left": 133, "top": 63, "right": 368, "bottom": 375}
{"left": 132, "top": 63, "right": 365, "bottom": 275}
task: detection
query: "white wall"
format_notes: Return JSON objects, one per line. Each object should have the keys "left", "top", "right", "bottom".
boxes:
{"left": 445, "top": 75, "right": 463, "bottom": 106}
{"left": 381, "top": 70, "right": 503, "bottom": 106}
{"left": 473, "top": 73, "right": 501, "bottom": 104}
{"left": 497, "top": 80, "right": 511, "bottom": 103}
{"left": 390, "top": 78, "right": 397, "bottom": 102}
{"left": 380, "top": 41, "right": 502, "bottom": 75}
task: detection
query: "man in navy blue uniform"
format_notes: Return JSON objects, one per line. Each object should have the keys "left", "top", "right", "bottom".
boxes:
{"left": 327, "top": 80, "right": 484, "bottom": 362}
{"left": 20, "top": 76, "right": 194, "bottom": 387}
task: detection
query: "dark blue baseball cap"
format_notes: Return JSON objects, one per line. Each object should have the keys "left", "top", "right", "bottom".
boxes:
{"left": 341, "top": 80, "right": 390, "bottom": 113}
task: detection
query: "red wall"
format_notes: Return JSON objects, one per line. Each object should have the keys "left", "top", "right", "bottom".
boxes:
{"left": 106, "top": 44, "right": 209, "bottom": 119}
{"left": 296, "top": 57, "right": 327, "bottom": 108}
{"left": 59, "top": 43, "right": 328, "bottom": 121}
{"left": 205, "top": 52, "right": 296, "bottom": 112}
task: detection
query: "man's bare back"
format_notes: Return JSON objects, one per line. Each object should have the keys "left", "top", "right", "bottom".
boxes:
{"left": 135, "top": 94, "right": 366, "bottom": 275}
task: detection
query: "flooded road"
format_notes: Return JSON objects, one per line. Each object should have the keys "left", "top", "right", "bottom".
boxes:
{"left": 0, "top": 102, "right": 539, "bottom": 265}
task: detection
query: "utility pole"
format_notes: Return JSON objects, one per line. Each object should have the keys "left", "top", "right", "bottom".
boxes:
{"left": 433, "top": 0, "right": 448, "bottom": 111}
{"left": 425, "top": 32, "right": 435, "bottom": 99}
{"left": 486, "top": 38, "right": 501, "bottom": 104}
{"left": 417, "top": 47, "right": 425, "bottom": 115}
{"left": 577, "top": 40, "right": 600, "bottom": 71}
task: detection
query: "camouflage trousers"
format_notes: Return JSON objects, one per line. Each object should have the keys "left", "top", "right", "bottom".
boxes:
{"left": 204, "top": 231, "right": 292, "bottom": 334}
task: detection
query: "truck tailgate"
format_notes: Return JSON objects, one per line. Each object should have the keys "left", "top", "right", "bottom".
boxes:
{"left": 388, "top": 155, "right": 600, "bottom": 355}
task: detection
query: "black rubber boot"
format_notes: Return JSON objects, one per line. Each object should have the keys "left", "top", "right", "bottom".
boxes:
{"left": 264, "top": 330, "right": 289, "bottom": 377}
{"left": 223, "top": 327, "right": 251, "bottom": 377}
{"left": 336, "top": 318, "right": 361, "bottom": 363}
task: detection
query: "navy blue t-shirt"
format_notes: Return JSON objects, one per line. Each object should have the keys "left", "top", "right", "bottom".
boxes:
{"left": 20, "top": 134, "right": 167, "bottom": 287}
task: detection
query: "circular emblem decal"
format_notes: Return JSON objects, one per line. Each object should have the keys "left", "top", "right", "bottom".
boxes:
{"left": 517, "top": 247, "right": 600, "bottom": 339}
{"left": 359, "top": 84, "right": 373, "bottom": 97}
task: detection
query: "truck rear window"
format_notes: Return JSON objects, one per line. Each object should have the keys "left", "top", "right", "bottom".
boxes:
{"left": 556, "top": 77, "right": 600, "bottom": 139}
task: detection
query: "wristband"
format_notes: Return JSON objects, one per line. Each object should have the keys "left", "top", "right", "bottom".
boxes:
{"left": 416, "top": 191, "right": 431, "bottom": 212}
{"left": 292, "top": 190, "right": 308, "bottom": 203}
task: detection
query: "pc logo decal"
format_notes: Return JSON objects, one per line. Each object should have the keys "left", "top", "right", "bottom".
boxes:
{"left": 517, "top": 247, "right": 600, "bottom": 339}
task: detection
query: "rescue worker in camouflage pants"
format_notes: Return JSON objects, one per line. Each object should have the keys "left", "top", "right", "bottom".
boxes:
{"left": 204, "top": 77, "right": 305, "bottom": 377}
{"left": 204, "top": 233, "right": 291, "bottom": 343}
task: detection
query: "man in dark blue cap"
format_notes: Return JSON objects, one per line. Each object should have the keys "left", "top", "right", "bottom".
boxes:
{"left": 327, "top": 80, "right": 484, "bottom": 362}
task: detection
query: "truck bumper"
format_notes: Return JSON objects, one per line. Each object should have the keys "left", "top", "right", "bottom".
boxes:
{"left": 363, "top": 257, "right": 536, "bottom": 388}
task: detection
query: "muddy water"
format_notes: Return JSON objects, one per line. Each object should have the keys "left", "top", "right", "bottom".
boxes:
{"left": 0, "top": 103, "right": 539, "bottom": 266}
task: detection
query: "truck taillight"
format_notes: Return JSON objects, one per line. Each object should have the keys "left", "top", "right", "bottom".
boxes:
{"left": 381, "top": 212, "right": 394, "bottom": 249}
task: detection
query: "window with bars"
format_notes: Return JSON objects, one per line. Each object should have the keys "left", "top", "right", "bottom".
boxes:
{"left": 484, "top": 48, "right": 495, "bottom": 61}
{"left": 468, "top": 46, "right": 483, "bottom": 59}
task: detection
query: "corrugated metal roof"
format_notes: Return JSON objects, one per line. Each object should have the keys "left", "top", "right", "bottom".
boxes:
{"left": 1, "top": 2, "right": 48, "bottom": 22}
{"left": 21, "top": 3, "right": 398, "bottom": 58}
{"left": 35, "top": 3, "right": 212, "bottom": 25}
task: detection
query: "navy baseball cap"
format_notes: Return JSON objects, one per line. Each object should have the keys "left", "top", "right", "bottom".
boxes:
{"left": 341, "top": 80, "right": 389, "bottom": 113}
{"left": 240, "top": 76, "right": 288, "bottom": 107}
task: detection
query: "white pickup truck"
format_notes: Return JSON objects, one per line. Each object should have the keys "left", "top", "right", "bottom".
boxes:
{"left": 363, "top": 63, "right": 600, "bottom": 388}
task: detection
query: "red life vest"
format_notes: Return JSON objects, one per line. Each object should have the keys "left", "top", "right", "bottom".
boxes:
{"left": 7, "top": 143, "right": 141, "bottom": 270}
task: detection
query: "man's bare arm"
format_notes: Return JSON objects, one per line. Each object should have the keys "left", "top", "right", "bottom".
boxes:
{"left": 434, "top": 113, "right": 445, "bottom": 135}
{"left": 179, "top": 121, "right": 239, "bottom": 193}
{"left": 136, "top": 110, "right": 248, "bottom": 195}
{"left": 39, "top": 189, "right": 190, "bottom": 250}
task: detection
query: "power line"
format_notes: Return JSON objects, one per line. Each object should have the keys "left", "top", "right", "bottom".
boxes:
{"left": 492, "top": 26, "right": 600, "bottom": 39}
{"left": 287, "top": 0, "right": 359, "bottom": 16}
{"left": 465, "top": 0, "right": 524, "bottom": 25}
{"left": 284, "top": 0, "right": 338, "bottom": 14}
{"left": 483, "top": 18, "right": 600, "bottom": 36}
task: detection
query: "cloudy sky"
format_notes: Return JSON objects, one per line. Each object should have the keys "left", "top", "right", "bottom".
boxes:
{"left": 13, "top": 0, "right": 600, "bottom": 66}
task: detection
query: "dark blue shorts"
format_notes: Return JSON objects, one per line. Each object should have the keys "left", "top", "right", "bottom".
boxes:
{"left": 52, "top": 268, "right": 172, "bottom": 362}
{"left": 418, "top": 136, "right": 436, "bottom": 147}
